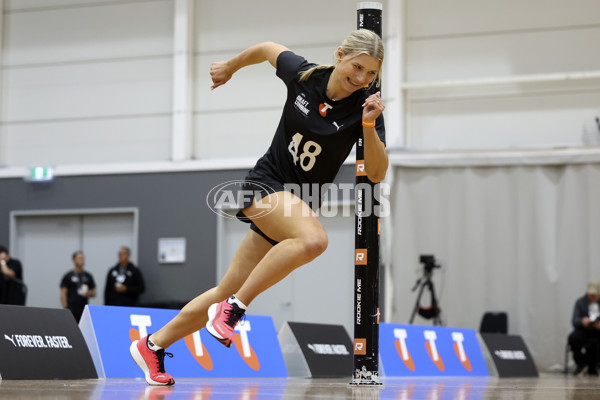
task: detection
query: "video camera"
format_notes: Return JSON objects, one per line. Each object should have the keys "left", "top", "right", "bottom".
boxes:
{"left": 419, "top": 254, "right": 441, "bottom": 273}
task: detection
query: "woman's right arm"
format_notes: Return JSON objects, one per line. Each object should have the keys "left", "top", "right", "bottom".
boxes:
{"left": 210, "top": 42, "right": 289, "bottom": 90}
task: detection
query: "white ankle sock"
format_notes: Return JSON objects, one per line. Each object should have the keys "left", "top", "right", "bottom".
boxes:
{"left": 228, "top": 295, "right": 247, "bottom": 310}
{"left": 147, "top": 335, "right": 163, "bottom": 351}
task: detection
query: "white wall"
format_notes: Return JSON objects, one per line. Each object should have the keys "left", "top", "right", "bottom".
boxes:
{"left": 1, "top": 0, "right": 599, "bottom": 169}
{"left": 192, "top": 0, "right": 359, "bottom": 159}
{"left": 1, "top": 0, "right": 173, "bottom": 167}
{"left": 404, "top": 0, "right": 600, "bottom": 150}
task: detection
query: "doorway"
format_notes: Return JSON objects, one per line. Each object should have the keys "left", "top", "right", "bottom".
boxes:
{"left": 10, "top": 208, "right": 138, "bottom": 308}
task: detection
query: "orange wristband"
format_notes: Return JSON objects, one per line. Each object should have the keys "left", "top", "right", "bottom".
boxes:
{"left": 362, "top": 119, "right": 375, "bottom": 128}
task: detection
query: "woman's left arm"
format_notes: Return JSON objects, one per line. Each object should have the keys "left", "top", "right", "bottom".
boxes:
{"left": 362, "top": 92, "right": 388, "bottom": 182}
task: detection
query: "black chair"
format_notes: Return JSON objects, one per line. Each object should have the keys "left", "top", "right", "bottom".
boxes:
{"left": 565, "top": 336, "right": 600, "bottom": 375}
{"left": 480, "top": 312, "right": 508, "bottom": 334}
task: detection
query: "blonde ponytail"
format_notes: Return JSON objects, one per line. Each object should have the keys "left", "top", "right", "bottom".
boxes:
{"left": 299, "top": 64, "right": 335, "bottom": 82}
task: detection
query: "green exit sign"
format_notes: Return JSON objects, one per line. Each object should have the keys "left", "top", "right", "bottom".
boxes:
{"left": 27, "top": 167, "right": 54, "bottom": 182}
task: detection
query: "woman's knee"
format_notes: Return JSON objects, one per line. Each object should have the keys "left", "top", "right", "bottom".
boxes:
{"left": 299, "top": 229, "right": 328, "bottom": 260}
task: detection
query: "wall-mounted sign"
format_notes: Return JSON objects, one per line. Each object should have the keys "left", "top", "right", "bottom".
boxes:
{"left": 158, "top": 238, "right": 186, "bottom": 264}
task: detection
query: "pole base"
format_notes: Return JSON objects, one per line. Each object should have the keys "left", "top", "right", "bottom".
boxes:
{"left": 348, "top": 367, "right": 383, "bottom": 387}
{"left": 348, "top": 381, "right": 384, "bottom": 387}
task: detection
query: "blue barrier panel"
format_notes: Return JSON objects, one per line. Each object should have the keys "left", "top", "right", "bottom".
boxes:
{"left": 379, "top": 323, "right": 489, "bottom": 377}
{"left": 80, "top": 305, "right": 287, "bottom": 378}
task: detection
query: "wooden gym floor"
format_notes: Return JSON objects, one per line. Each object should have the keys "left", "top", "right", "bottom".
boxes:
{"left": 0, "top": 374, "right": 599, "bottom": 399}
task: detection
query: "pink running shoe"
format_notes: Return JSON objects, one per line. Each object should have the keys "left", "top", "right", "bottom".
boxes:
{"left": 130, "top": 335, "right": 175, "bottom": 386}
{"left": 206, "top": 297, "right": 246, "bottom": 347}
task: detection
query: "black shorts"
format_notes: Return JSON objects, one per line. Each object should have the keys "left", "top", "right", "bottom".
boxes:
{"left": 249, "top": 222, "right": 279, "bottom": 246}
{"left": 235, "top": 177, "right": 285, "bottom": 246}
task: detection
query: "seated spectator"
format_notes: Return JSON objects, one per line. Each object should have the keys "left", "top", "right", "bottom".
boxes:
{"left": 569, "top": 281, "right": 600, "bottom": 376}
{"left": 0, "top": 245, "right": 25, "bottom": 305}
{"left": 60, "top": 251, "right": 96, "bottom": 322}
{"left": 104, "top": 246, "right": 145, "bottom": 307}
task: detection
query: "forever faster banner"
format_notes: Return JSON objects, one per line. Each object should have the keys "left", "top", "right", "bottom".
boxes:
{"left": 379, "top": 323, "right": 489, "bottom": 377}
{"left": 80, "top": 305, "right": 287, "bottom": 378}
{"left": 0, "top": 305, "right": 97, "bottom": 379}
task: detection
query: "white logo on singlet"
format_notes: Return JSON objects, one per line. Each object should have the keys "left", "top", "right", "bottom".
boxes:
{"left": 294, "top": 95, "right": 310, "bottom": 116}
{"left": 333, "top": 121, "right": 343, "bottom": 131}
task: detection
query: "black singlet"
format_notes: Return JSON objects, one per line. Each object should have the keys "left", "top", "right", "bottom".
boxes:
{"left": 246, "top": 50, "right": 385, "bottom": 189}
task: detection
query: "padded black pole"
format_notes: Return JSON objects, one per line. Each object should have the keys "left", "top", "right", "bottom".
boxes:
{"left": 351, "top": 1, "right": 383, "bottom": 386}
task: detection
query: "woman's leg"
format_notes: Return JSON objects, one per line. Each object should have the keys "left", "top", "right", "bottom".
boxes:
{"left": 150, "top": 229, "right": 273, "bottom": 349}
{"left": 153, "top": 190, "right": 328, "bottom": 347}
{"left": 234, "top": 190, "right": 328, "bottom": 306}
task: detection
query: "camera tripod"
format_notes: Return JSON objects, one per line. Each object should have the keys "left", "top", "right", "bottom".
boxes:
{"left": 409, "top": 267, "right": 443, "bottom": 326}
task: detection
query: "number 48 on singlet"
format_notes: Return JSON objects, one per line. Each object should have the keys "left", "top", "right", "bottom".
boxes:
{"left": 288, "top": 132, "right": 322, "bottom": 172}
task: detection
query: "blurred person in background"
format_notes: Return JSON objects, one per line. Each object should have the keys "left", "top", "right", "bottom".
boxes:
{"left": 104, "top": 246, "right": 145, "bottom": 307}
{"left": 569, "top": 281, "right": 600, "bottom": 376}
{"left": 60, "top": 251, "right": 96, "bottom": 322}
{"left": 0, "top": 245, "right": 25, "bottom": 305}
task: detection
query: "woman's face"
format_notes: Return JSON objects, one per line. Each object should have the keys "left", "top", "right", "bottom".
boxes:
{"left": 334, "top": 51, "right": 380, "bottom": 94}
